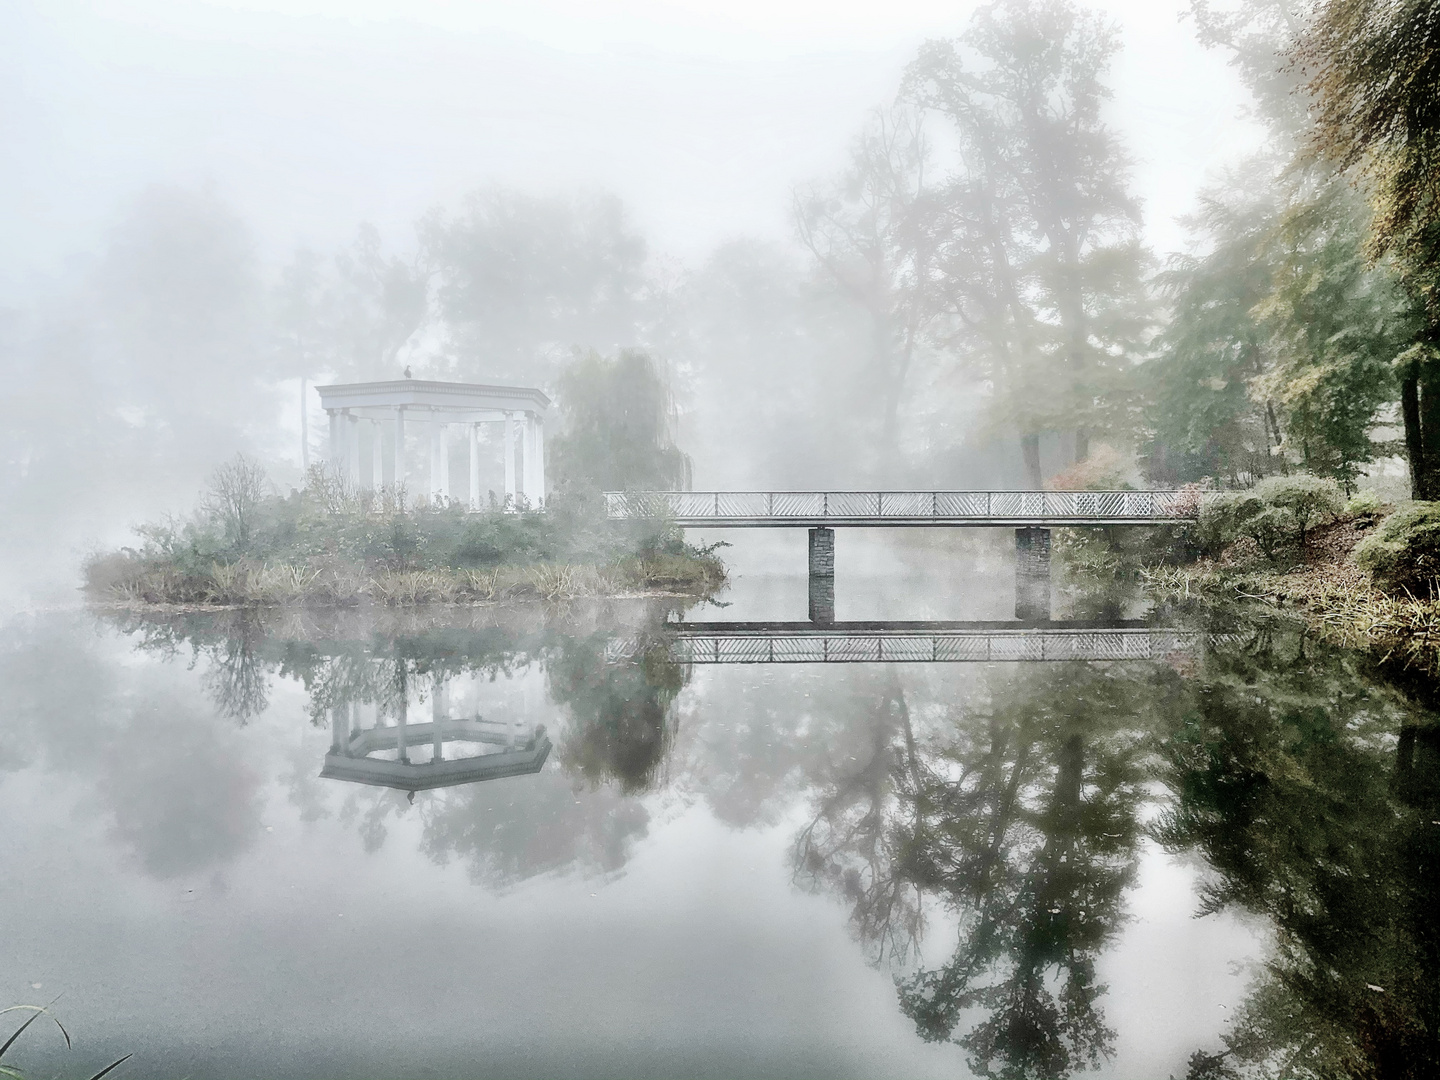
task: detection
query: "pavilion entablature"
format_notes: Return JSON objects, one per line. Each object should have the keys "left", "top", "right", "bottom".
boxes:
{"left": 315, "top": 378, "right": 549, "bottom": 509}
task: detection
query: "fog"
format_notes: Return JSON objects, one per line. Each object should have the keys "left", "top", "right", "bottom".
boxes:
{"left": 1, "top": 0, "right": 1259, "bottom": 610}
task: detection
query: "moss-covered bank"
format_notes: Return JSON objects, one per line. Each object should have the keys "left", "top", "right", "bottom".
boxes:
{"left": 1140, "top": 510, "right": 1440, "bottom": 673}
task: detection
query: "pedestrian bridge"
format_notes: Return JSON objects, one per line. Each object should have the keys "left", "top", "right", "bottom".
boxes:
{"left": 608, "top": 621, "right": 1201, "bottom": 665}
{"left": 605, "top": 489, "right": 1194, "bottom": 621}
{"left": 603, "top": 490, "right": 1192, "bottom": 528}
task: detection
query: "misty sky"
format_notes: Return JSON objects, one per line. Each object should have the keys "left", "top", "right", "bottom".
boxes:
{"left": 4, "top": 0, "right": 1262, "bottom": 294}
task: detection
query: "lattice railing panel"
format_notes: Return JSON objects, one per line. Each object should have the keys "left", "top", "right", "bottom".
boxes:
{"left": 824, "top": 492, "right": 882, "bottom": 517}
{"left": 934, "top": 492, "right": 991, "bottom": 517}
{"left": 934, "top": 636, "right": 994, "bottom": 661}
{"left": 879, "top": 492, "right": 932, "bottom": 517}
{"left": 771, "top": 492, "right": 826, "bottom": 517}
{"left": 877, "top": 636, "right": 937, "bottom": 661}
{"left": 772, "top": 637, "right": 828, "bottom": 662}
{"left": 715, "top": 492, "right": 770, "bottom": 517}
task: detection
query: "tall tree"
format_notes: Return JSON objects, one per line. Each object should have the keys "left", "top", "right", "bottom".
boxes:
{"left": 794, "top": 107, "right": 944, "bottom": 478}
{"left": 1251, "top": 176, "right": 1412, "bottom": 490}
{"left": 1145, "top": 0, "right": 1419, "bottom": 490}
{"left": 903, "top": 0, "right": 1152, "bottom": 486}
{"left": 674, "top": 240, "right": 878, "bottom": 488}
{"left": 1145, "top": 173, "right": 1284, "bottom": 485}
{"left": 420, "top": 188, "right": 651, "bottom": 386}
{"left": 1298, "top": 0, "right": 1440, "bottom": 498}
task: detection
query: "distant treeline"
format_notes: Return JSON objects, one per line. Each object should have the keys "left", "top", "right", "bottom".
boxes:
{"left": 8, "top": 0, "right": 1438, "bottom": 541}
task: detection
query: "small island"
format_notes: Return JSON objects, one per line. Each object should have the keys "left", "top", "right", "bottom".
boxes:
{"left": 85, "top": 354, "right": 727, "bottom": 608}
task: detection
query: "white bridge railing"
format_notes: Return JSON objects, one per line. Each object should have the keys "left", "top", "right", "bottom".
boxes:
{"left": 604, "top": 490, "right": 1194, "bottom": 526}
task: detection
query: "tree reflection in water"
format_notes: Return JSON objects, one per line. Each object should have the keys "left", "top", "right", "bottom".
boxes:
{"left": 793, "top": 663, "right": 1174, "bottom": 1079}
{"left": 92, "top": 602, "right": 1440, "bottom": 1075}
{"left": 1154, "top": 629, "right": 1440, "bottom": 1079}
{"left": 546, "top": 626, "right": 689, "bottom": 794}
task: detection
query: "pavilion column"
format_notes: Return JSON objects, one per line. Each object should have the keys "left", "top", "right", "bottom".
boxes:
{"left": 327, "top": 410, "right": 341, "bottom": 473}
{"left": 428, "top": 424, "right": 441, "bottom": 505}
{"left": 432, "top": 678, "right": 445, "bottom": 762}
{"left": 346, "top": 412, "right": 361, "bottom": 487}
{"left": 522, "top": 412, "right": 543, "bottom": 508}
{"left": 469, "top": 423, "right": 481, "bottom": 509}
{"left": 371, "top": 419, "right": 383, "bottom": 491}
{"left": 504, "top": 411, "right": 518, "bottom": 508}
{"left": 394, "top": 408, "right": 408, "bottom": 502}
{"left": 533, "top": 415, "right": 545, "bottom": 506}
{"left": 438, "top": 423, "right": 451, "bottom": 502}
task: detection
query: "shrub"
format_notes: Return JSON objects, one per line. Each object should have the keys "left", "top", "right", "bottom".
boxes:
{"left": 1198, "top": 474, "right": 1345, "bottom": 561}
{"left": 1354, "top": 501, "right": 1440, "bottom": 594}
{"left": 203, "top": 455, "right": 271, "bottom": 551}
{"left": 1345, "top": 489, "right": 1384, "bottom": 526}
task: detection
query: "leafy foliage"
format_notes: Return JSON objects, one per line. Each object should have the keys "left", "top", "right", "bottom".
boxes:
{"left": 1354, "top": 500, "right": 1440, "bottom": 594}
{"left": 549, "top": 348, "right": 691, "bottom": 493}
{"left": 1198, "top": 473, "right": 1345, "bottom": 561}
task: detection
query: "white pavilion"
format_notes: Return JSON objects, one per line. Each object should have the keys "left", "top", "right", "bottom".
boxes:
{"left": 316, "top": 378, "right": 550, "bottom": 508}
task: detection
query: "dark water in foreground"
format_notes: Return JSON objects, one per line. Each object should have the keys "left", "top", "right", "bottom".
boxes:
{"left": 3, "top": 532, "right": 1438, "bottom": 1079}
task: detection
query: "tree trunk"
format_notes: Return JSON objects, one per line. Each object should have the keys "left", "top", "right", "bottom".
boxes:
{"left": 1403, "top": 372, "right": 1426, "bottom": 499}
{"left": 1074, "top": 428, "right": 1088, "bottom": 464}
{"left": 1422, "top": 372, "right": 1440, "bottom": 501}
{"left": 1022, "top": 434, "right": 1042, "bottom": 488}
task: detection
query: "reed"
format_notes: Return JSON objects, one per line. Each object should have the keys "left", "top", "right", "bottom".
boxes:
{"left": 1, "top": 1004, "right": 131, "bottom": 1080}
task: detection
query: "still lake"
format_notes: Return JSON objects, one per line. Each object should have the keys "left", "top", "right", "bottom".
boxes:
{"left": 2, "top": 530, "right": 1435, "bottom": 1078}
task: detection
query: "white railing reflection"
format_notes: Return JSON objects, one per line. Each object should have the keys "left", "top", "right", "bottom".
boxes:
{"left": 607, "top": 628, "right": 1202, "bottom": 665}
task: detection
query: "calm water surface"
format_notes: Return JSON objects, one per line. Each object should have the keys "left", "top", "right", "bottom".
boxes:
{"left": 2, "top": 531, "right": 1437, "bottom": 1078}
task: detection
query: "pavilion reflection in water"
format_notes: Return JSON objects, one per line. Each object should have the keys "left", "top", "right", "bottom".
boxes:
{"left": 321, "top": 672, "right": 551, "bottom": 796}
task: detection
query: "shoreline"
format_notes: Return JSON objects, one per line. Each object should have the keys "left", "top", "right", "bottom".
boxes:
{"left": 1142, "top": 514, "right": 1440, "bottom": 672}
{"left": 83, "top": 585, "right": 711, "bottom": 614}
{"left": 86, "top": 552, "right": 727, "bottom": 608}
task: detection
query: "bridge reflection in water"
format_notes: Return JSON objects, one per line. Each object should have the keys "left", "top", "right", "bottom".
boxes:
{"left": 612, "top": 621, "right": 1201, "bottom": 665}
{"left": 312, "top": 617, "right": 1195, "bottom": 803}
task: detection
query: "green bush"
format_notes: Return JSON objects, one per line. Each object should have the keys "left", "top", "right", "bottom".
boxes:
{"left": 1198, "top": 474, "right": 1345, "bottom": 561}
{"left": 1345, "top": 489, "right": 1383, "bottom": 526}
{"left": 1353, "top": 501, "right": 1440, "bottom": 594}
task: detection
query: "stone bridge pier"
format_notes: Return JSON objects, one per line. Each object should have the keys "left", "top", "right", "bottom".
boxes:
{"left": 805, "top": 525, "right": 1051, "bottom": 624}
{"left": 1014, "top": 527, "right": 1051, "bottom": 621}
{"left": 808, "top": 527, "right": 835, "bottom": 624}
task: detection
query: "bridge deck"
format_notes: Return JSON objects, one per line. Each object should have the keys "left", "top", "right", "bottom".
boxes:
{"left": 604, "top": 490, "right": 1192, "bottom": 527}
{"left": 608, "top": 621, "right": 1200, "bottom": 664}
